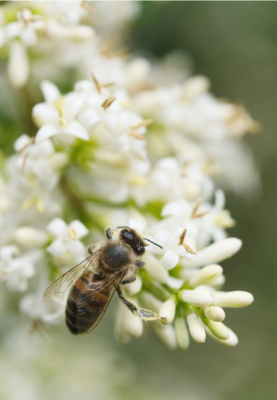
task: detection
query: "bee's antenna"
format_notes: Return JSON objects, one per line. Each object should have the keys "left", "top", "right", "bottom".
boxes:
{"left": 143, "top": 238, "right": 163, "bottom": 250}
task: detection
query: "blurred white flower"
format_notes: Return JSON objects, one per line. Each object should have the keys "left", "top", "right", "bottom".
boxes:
{"left": 0, "top": 245, "right": 41, "bottom": 291}
{"left": 46, "top": 218, "right": 89, "bottom": 264}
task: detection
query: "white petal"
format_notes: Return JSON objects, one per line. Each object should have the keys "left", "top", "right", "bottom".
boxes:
{"left": 47, "top": 239, "right": 67, "bottom": 257}
{"left": 35, "top": 124, "right": 59, "bottom": 143}
{"left": 47, "top": 218, "right": 67, "bottom": 237}
{"left": 41, "top": 81, "right": 61, "bottom": 103}
{"left": 65, "top": 121, "right": 89, "bottom": 140}
{"left": 65, "top": 93, "right": 84, "bottom": 121}
{"left": 68, "top": 220, "right": 89, "bottom": 239}
{"left": 79, "top": 109, "right": 99, "bottom": 128}
{"left": 129, "top": 218, "right": 144, "bottom": 233}
{"left": 33, "top": 103, "right": 59, "bottom": 126}
{"left": 14, "top": 134, "right": 31, "bottom": 152}
{"left": 69, "top": 241, "right": 86, "bottom": 258}
{"left": 159, "top": 249, "right": 179, "bottom": 270}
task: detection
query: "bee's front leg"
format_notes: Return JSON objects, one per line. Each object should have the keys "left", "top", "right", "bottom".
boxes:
{"left": 120, "top": 276, "right": 136, "bottom": 285}
{"left": 116, "top": 287, "right": 165, "bottom": 322}
{"left": 105, "top": 227, "right": 113, "bottom": 240}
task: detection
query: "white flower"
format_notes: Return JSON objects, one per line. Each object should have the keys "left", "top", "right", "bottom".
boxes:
{"left": 0, "top": 245, "right": 41, "bottom": 292}
{"left": 33, "top": 81, "right": 89, "bottom": 143}
{"left": 46, "top": 218, "right": 89, "bottom": 264}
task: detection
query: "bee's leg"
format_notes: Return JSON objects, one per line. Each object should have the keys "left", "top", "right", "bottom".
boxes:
{"left": 135, "top": 261, "right": 144, "bottom": 268}
{"left": 105, "top": 227, "right": 113, "bottom": 240}
{"left": 116, "top": 287, "right": 165, "bottom": 322}
{"left": 120, "top": 276, "right": 136, "bottom": 285}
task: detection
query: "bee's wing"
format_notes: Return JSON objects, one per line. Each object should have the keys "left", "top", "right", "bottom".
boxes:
{"left": 43, "top": 251, "right": 100, "bottom": 304}
{"left": 83, "top": 270, "right": 126, "bottom": 334}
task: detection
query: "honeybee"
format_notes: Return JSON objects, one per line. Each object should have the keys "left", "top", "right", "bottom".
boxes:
{"left": 44, "top": 226, "right": 164, "bottom": 335}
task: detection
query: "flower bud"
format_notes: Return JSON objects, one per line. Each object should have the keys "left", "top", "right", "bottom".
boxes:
{"left": 154, "top": 322, "right": 177, "bottom": 349}
{"left": 205, "top": 320, "right": 230, "bottom": 340}
{"left": 159, "top": 299, "right": 176, "bottom": 324}
{"left": 179, "top": 289, "right": 212, "bottom": 308}
{"left": 187, "top": 313, "right": 206, "bottom": 343}
{"left": 174, "top": 317, "right": 190, "bottom": 350}
{"left": 122, "top": 308, "right": 143, "bottom": 339}
{"left": 206, "top": 326, "right": 238, "bottom": 347}
{"left": 182, "top": 238, "right": 242, "bottom": 268}
{"left": 143, "top": 252, "right": 168, "bottom": 284}
{"left": 204, "top": 306, "right": 225, "bottom": 322}
{"left": 212, "top": 291, "right": 254, "bottom": 308}
{"left": 140, "top": 292, "right": 162, "bottom": 313}
{"left": 123, "top": 275, "right": 142, "bottom": 295}
{"left": 14, "top": 227, "right": 48, "bottom": 248}
{"left": 188, "top": 264, "right": 223, "bottom": 288}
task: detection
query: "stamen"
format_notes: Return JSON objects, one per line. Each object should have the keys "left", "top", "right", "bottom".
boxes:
{"left": 130, "top": 132, "right": 145, "bottom": 141}
{"left": 20, "top": 152, "right": 29, "bottom": 174}
{"left": 178, "top": 229, "right": 196, "bottom": 254}
{"left": 130, "top": 119, "right": 153, "bottom": 129}
{"left": 102, "top": 96, "right": 116, "bottom": 110}
{"left": 91, "top": 73, "right": 101, "bottom": 94}
{"left": 191, "top": 197, "right": 210, "bottom": 219}
{"left": 68, "top": 228, "right": 78, "bottom": 240}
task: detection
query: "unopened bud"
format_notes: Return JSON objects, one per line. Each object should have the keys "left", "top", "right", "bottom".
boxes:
{"left": 204, "top": 319, "right": 230, "bottom": 340}
{"left": 123, "top": 275, "right": 142, "bottom": 295}
{"left": 206, "top": 326, "right": 238, "bottom": 347}
{"left": 187, "top": 313, "right": 206, "bottom": 343}
{"left": 154, "top": 322, "right": 177, "bottom": 349}
{"left": 143, "top": 252, "right": 168, "bottom": 284}
{"left": 182, "top": 238, "right": 242, "bottom": 268}
{"left": 122, "top": 308, "right": 143, "bottom": 339}
{"left": 174, "top": 317, "right": 190, "bottom": 350}
{"left": 204, "top": 306, "right": 225, "bottom": 322}
{"left": 188, "top": 264, "right": 223, "bottom": 287}
{"left": 14, "top": 227, "right": 48, "bottom": 248}
{"left": 179, "top": 289, "right": 212, "bottom": 308}
{"left": 212, "top": 291, "right": 254, "bottom": 308}
{"left": 159, "top": 299, "right": 176, "bottom": 324}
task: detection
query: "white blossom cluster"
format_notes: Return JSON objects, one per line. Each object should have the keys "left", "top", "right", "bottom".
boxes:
{"left": 0, "top": 1, "right": 255, "bottom": 350}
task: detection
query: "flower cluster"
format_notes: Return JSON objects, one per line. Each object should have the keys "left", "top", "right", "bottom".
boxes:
{"left": 0, "top": 1, "right": 255, "bottom": 350}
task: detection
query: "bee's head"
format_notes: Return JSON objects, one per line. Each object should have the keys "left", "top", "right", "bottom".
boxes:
{"left": 119, "top": 227, "right": 147, "bottom": 256}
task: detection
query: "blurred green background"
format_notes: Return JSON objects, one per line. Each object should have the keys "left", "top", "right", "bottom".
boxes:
{"left": 1, "top": 2, "right": 277, "bottom": 400}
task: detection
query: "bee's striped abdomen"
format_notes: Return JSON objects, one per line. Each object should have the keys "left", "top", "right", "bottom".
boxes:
{"left": 65, "top": 272, "right": 113, "bottom": 335}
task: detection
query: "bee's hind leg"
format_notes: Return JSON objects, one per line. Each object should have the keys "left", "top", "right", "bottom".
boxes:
{"left": 116, "top": 287, "right": 165, "bottom": 322}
